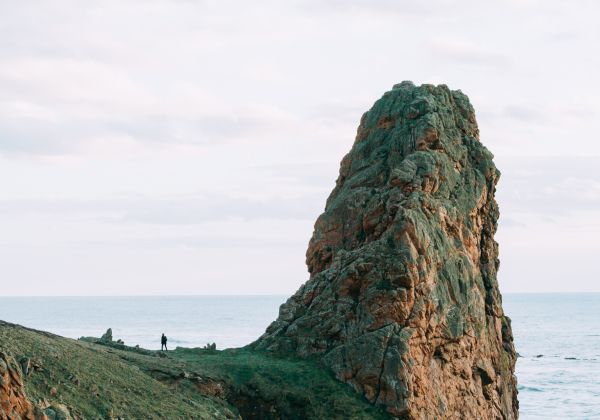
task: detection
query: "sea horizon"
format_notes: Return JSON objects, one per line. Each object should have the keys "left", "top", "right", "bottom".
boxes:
{"left": 2, "top": 291, "right": 599, "bottom": 298}
{"left": 1, "top": 293, "right": 598, "bottom": 418}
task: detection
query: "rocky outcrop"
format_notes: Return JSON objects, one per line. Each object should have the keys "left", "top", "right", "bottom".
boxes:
{"left": 254, "top": 82, "right": 518, "bottom": 418}
{"left": 0, "top": 352, "right": 44, "bottom": 420}
{"left": 99, "top": 328, "right": 113, "bottom": 343}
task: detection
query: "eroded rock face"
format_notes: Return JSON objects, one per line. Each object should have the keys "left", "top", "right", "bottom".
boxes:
{"left": 254, "top": 82, "right": 518, "bottom": 418}
{"left": 0, "top": 352, "right": 44, "bottom": 420}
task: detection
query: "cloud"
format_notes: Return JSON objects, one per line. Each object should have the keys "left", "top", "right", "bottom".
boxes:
{"left": 503, "top": 105, "right": 546, "bottom": 122}
{"left": 0, "top": 0, "right": 599, "bottom": 295}
{"left": 54, "top": 234, "right": 305, "bottom": 251}
{"left": 253, "top": 162, "right": 339, "bottom": 188}
{"left": 497, "top": 156, "right": 600, "bottom": 219}
{"left": 426, "top": 38, "right": 511, "bottom": 67}
{"left": 0, "top": 94, "right": 302, "bottom": 157}
{"left": 5, "top": 156, "right": 597, "bottom": 228}
{"left": 0, "top": 192, "right": 325, "bottom": 224}
{"left": 479, "top": 103, "right": 596, "bottom": 126}
{"left": 298, "top": 0, "right": 437, "bottom": 15}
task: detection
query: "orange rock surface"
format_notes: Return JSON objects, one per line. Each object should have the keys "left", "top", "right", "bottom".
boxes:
{"left": 255, "top": 82, "right": 518, "bottom": 419}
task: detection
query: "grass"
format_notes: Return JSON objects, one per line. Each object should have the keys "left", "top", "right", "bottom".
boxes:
{"left": 0, "top": 321, "right": 390, "bottom": 419}
{"left": 170, "top": 347, "right": 389, "bottom": 419}
{"left": 0, "top": 321, "right": 235, "bottom": 419}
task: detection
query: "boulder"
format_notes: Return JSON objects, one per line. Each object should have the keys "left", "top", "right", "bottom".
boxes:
{"left": 99, "top": 328, "right": 113, "bottom": 343}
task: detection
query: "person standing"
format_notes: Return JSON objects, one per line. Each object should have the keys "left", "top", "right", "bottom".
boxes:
{"left": 161, "top": 333, "right": 168, "bottom": 351}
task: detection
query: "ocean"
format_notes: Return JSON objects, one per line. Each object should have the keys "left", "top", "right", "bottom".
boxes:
{"left": 0, "top": 293, "right": 598, "bottom": 419}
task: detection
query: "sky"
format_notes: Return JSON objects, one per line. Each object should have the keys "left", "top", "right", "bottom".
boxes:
{"left": 0, "top": 0, "right": 599, "bottom": 295}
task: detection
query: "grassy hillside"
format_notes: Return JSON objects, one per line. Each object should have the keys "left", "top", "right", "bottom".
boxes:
{"left": 0, "top": 321, "right": 389, "bottom": 419}
{"left": 168, "top": 347, "right": 389, "bottom": 419}
{"left": 0, "top": 321, "right": 235, "bottom": 419}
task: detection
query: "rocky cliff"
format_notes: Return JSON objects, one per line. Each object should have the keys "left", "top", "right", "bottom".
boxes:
{"left": 254, "top": 82, "right": 518, "bottom": 418}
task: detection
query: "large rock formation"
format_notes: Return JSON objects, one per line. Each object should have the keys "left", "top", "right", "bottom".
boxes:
{"left": 254, "top": 82, "right": 518, "bottom": 418}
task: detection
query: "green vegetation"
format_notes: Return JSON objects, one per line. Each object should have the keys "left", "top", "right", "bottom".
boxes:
{"left": 170, "top": 347, "right": 389, "bottom": 419}
{"left": 0, "top": 321, "right": 235, "bottom": 419}
{"left": 0, "top": 321, "right": 389, "bottom": 419}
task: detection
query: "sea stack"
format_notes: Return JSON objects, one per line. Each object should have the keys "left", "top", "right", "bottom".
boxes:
{"left": 254, "top": 82, "right": 518, "bottom": 418}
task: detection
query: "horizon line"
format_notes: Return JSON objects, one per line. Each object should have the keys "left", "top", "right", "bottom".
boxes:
{"left": 1, "top": 291, "right": 599, "bottom": 298}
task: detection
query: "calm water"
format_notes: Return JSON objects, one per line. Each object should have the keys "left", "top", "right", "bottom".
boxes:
{"left": 503, "top": 293, "right": 600, "bottom": 419}
{"left": 0, "top": 293, "right": 598, "bottom": 419}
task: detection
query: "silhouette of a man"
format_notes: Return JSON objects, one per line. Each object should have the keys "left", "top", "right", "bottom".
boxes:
{"left": 161, "top": 333, "right": 168, "bottom": 351}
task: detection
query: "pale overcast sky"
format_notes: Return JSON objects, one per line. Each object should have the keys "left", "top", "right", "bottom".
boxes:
{"left": 1, "top": 0, "right": 598, "bottom": 295}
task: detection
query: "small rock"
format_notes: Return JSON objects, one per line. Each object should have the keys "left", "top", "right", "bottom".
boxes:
{"left": 19, "top": 357, "right": 31, "bottom": 376}
{"left": 45, "top": 408, "right": 57, "bottom": 419}
{"left": 203, "top": 343, "right": 217, "bottom": 351}
{"left": 44, "top": 403, "right": 73, "bottom": 420}
{"left": 100, "top": 328, "right": 113, "bottom": 342}
{"left": 31, "top": 358, "right": 43, "bottom": 372}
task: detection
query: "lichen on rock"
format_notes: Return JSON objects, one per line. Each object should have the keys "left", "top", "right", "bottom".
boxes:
{"left": 254, "top": 82, "right": 518, "bottom": 419}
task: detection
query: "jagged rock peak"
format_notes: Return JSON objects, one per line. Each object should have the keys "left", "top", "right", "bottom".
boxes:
{"left": 254, "top": 82, "right": 518, "bottom": 419}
